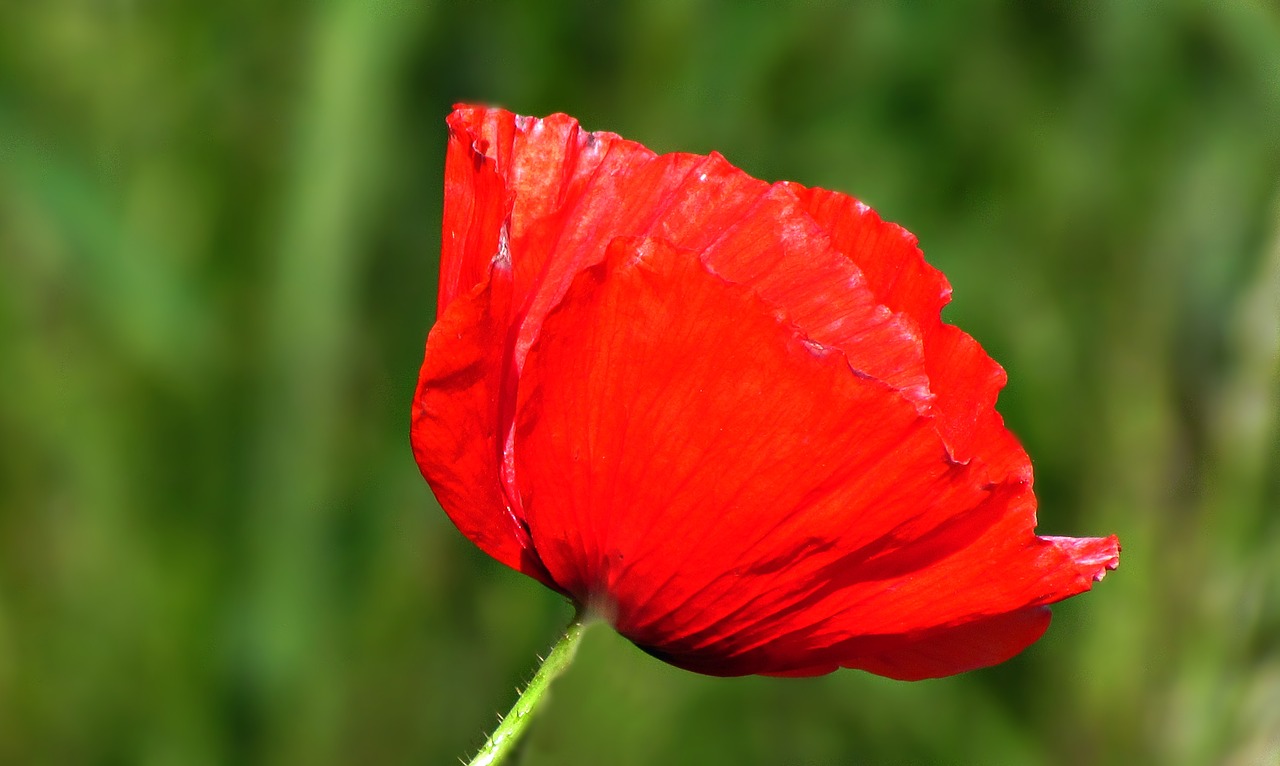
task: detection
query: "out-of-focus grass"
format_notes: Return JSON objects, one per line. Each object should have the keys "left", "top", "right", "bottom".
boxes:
{"left": 1, "top": 2, "right": 1277, "bottom": 764}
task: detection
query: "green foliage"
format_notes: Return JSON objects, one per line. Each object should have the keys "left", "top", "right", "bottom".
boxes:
{"left": 2, "top": 1, "right": 1278, "bottom": 764}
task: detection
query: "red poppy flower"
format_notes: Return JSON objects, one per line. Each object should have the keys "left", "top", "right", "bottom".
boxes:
{"left": 412, "top": 104, "right": 1119, "bottom": 681}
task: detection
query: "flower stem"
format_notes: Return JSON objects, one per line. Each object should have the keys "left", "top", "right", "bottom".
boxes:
{"left": 467, "top": 612, "right": 588, "bottom": 766}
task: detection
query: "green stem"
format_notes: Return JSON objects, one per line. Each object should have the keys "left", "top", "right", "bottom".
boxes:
{"left": 467, "top": 612, "right": 589, "bottom": 766}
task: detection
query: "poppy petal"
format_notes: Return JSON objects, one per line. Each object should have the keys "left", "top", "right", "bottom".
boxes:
{"left": 650, "top": 485, "right": 1118, "bottom": 677}
{"left": 444, "top": 106, "right": 663, "bottom": 363}
{"left": 758, "top": 607, "right": 1052, "bottom": 681}
{"left": 693, "top": 182, "right": 929, "bottom": 402}
{"left": 438, "top": 107, "right": 512, "bottom": 316}
{"left": 509, "top": 235, "right": 1110, "bottom": 676}
{"left": 798, "top": 186, "right": 951, "bottom": 328}
{"left": 512, "top": 235, "right": 949, "bottom": 606}
{"left": 796, "top": 185, "right": 1028, "bottom": 479}
{"left": 411, "top": 260, "right": 555, "bottom": 587}
{"left": 447, "top": 109, "right": 931, "bottom": 404}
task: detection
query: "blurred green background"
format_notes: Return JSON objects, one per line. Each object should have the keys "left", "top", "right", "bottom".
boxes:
{"left": 2, "top": 1, "right": 1278, "bottom": 764}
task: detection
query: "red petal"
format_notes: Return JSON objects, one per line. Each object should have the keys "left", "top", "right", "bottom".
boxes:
{"left": 443, "top": 107, "right": 663, "bottom": 365}
{"left": 438, "top": 106, "right": 512, "bottom": 316}
{"left": 446, "top": 109, "right": 930, "bottom": 404}
{"left": 797, "top": 185, "right": 1027, "bottom": 479}
{"left": 798, "top": 186, "right": 951, "bottom": 324}
{"left": 698, "top": 183, "right": 929, "bottom": 402}
{"left": 512, "top": 235, "right": 946, "bottom": 604}
{"left": 759, "top": 607, "right": 1052, "bottom": 681}
{"left": 509, "top": 236, "right": 1114, "bottom": 676}
{"left": 654, "top": 486, "right": 1118, "bottom": 677}
{"left": 410, "top": 260, "right": 555, "bottom": 587}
